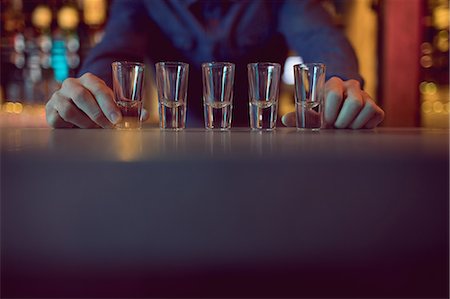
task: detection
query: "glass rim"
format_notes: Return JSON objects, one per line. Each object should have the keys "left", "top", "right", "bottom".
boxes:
{"left": 247, "top": 62, "right": 281, "bottom": 68}
{"left": 201, "top": 61, "right": 235, "bottom": 68}
{"left": 155, "top": 61, "right": 189, "bottom": 68}
{"left": 112, "top": 61, "right": 145, "bottom": 69}
{"left": 293, "top": 62, "right": 325, "bottom": 70}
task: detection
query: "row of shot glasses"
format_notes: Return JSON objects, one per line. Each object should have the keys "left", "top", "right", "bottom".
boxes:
{"left": 112, "top": 61, "right": 326, "bottom": 130}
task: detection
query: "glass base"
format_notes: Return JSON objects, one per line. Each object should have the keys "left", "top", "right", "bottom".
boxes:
{"left": 205, "top": 127, "right": 230, "bottom": 131}
{"left": 297, "top": 127, "right": 320, "bottom": 131}
{"left": 160, "top": 127, "right": 185, "bottom": 131}
{"left": 251, "top": 127, "right": 276, "bottom": 131}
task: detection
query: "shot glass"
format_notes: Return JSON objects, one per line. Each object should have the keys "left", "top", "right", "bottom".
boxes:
{"left": 155, "top": 62, "right": 189, "bottom": 130}
{"left": 112, "top": 61, "right": 145, "bottom": 129}
{"left": 294, "top": 63, "right": 326, "bottom": 130}
{"left": 202, "top": 62, "right": 235, "bottom": 130}
{"left": 248, "top": 62, "right": 281, "bottom": 130}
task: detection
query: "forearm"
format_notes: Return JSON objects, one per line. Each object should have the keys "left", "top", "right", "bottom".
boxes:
{"left": 78, "top": 0, "right": 149, "bottom": 87}
{"left": 278, "top": 0, "right": 363, "bottom": 85}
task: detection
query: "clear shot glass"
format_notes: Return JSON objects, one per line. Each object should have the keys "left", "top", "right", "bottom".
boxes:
{"left": 112, "top": 61, "right": 145, "bottom": 129}
{"left": 155, "top": 62, "right": 189, "bottom": 130}
{"left": 293, "top": 63, "right": 326, "bottom": 130}
{"left": 247, "top": 62, "right": 281, "bottom": 130}
{"left": 202, "top": 62, "right": 235, "bottom": 130}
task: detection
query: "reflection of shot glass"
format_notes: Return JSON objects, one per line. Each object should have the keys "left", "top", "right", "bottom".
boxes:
{"left": 202, "top": 62, "right": 235, "bottom": 130}
{"left": 294, "top": 63, "right": 326, "bottom": 130}
{"left": 155, "top": 62, "right": 189, "bottom": 130}
{"left": 248, "top": 62, "right": 281, "bottom": 130}
{"left": 112, "top": 61, "right": 145, "bottom": 129}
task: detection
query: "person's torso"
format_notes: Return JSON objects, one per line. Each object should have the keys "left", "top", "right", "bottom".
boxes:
{"left": 141, "top": 0, "right": 289, "bottom": 126}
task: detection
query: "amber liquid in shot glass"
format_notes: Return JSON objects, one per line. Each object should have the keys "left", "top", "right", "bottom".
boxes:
{"left": 115, "top": 96, "right": 144, "bottom": 129}
{"left": 112, "top": 61, "right": 145, "bottom": 129}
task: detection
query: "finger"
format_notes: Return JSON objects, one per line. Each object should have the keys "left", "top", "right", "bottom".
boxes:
{"left": 281, "top": 112, "right": 296, "bottom": 127}
{"left": 60, "top": 77, "right": 113, "bottom": 128}
{"left": 79, "top": 73, "right": 122, "bottom": 125}
{"left": 350, "top": 92, "right": 377, "bottom": 129}
{"left": 52, "top": 91, "right": 97, "bottom": 129}
{"left": 334, "top": 80, "right": 364, "bottom": 128}
{"left": 324, "top": 77, "right": 344, "bottom": 125}
{"left": 46, "top": 108, "right": 75, "bottom": 128}
{"left": 282, "top": 109, "right": 322, "bottom": 128}
{"left": 364, "top": 106, "right": 385, "bottom": 129}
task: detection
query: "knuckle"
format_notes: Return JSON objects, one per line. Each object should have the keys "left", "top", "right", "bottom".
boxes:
{"left": 58, "top": 102, "right": 76, "bottom": 120}
{"left": 81, "top": 72, "right": 95, "bottom": 80}
{"left": 347, "top": 96, "right": 363, "bottom": 109}
{"left": 46, "top": 91, "right": 63, "bottom": 110}
{"left": 50, "top": 90, "right": 62, "bottom": 102}
{"left": 61, "top": 77, "right": 77, "bottom": 90}
{"left": 326, "top": 77, "right": 343, "bottom": 90}
{"left": 328, "top": 76, "right": 342, "bottom": 84}
{"left": 365, "top": 101, "right": 376, "bottom": 113}
{"left": 362, "top": 90, "right": 372, "bottom": 100}
{"left": 81, "top": 72, "right": 102, "bottom": 84}
{"left": 72, "top": 87, "right": 90, "bottom": 101}
{"left": 347, "top": 79, "right": 361, "bottom": 89}
{"left": 90, "top": 83, "right": 106, "bottom": 96}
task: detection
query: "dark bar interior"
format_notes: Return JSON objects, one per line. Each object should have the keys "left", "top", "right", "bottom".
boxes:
{"left": 1, "top": 0, "right": 449, "bottom": 298}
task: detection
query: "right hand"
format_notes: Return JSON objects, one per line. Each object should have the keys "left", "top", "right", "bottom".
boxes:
{"left": 46, "top": 73, "right": 122, "bottom": 128}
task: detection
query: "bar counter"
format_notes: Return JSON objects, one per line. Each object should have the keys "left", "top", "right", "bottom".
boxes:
{"left": 1, "top": 127, "right": 449, "bottom": 298}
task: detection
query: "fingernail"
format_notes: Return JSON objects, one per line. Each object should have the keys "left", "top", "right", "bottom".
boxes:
{"left": 109, "top": 111, "right": 121, "bottom": 124}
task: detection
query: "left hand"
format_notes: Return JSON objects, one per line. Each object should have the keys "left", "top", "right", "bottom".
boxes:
{"left": 281, "top": 76, "right": 385, "bottom": 129}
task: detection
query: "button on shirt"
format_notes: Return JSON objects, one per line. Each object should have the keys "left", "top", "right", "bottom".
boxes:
{"left": 80, "top": 0, "right": 362, "bottom": 127}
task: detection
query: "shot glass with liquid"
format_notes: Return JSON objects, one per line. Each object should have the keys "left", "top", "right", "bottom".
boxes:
{"left": 247, "top": 62, "right": 281, "bottom": 130}
{"left": 202, "top": 62, "right": 235, "bottom": 130}
{"left": 112, "top": 61, "right": 145, "bottom": 129}
{"left": 293, "top": 63, "right": 326, "bottom": 130}
{"left": 155, "top": 62, "right": 189, "bottom": 130}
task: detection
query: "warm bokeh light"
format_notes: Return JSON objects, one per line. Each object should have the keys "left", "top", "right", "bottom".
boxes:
{"left": 32, "top": 5, "right": 52, "bottom": 30}
{"left": 435, "top": 30, "right": 449, "bottom": 52}
{"left": 420, "top": 42, "right": 433, "bottom": 54}
{"left": 13, "top": 102, "right": 23, "bottom": 114}
{"left": 432, "top": 6, "right": 449, "bottom": 30}
{"left": 420, "top": 55, "right": 433, "bottom": 68}
{"left": 421, "top": 100, "right": 432, "bottom": 113}
{"left": 57, "top": 6, "right": 79, "bottom": 30}
{"left": 83, "top": 0, "right": 107, "bottom": 26}
{"left": 432, "top": 101, "right": 443, "bottom": 113}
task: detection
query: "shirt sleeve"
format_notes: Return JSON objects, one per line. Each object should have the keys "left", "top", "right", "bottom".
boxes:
{"left": 78, "top": 0, "right": 151, "bottom": 87}
{"left": 277, "top": 0, "right": 364, "bottom": 86}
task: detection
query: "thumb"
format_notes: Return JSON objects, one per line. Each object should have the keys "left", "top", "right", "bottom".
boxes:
{"left": 281, "top": 112, "right": 296, "bottom": 127}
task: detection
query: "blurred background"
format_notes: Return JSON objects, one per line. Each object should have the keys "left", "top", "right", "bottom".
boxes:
{"left": 0, "top": 0, "right": 448, "bottom": 128}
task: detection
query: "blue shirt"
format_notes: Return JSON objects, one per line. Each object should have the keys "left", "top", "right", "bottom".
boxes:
{"left": 80, "top": 0, "right": 362, "bottom": 127}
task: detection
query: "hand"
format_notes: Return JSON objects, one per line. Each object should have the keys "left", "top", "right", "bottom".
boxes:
{"left": 46, "top": 73, "right": 149, "bottom": 128}
{"left": 282, "top": 77, "right": 385, "bottom": 129}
